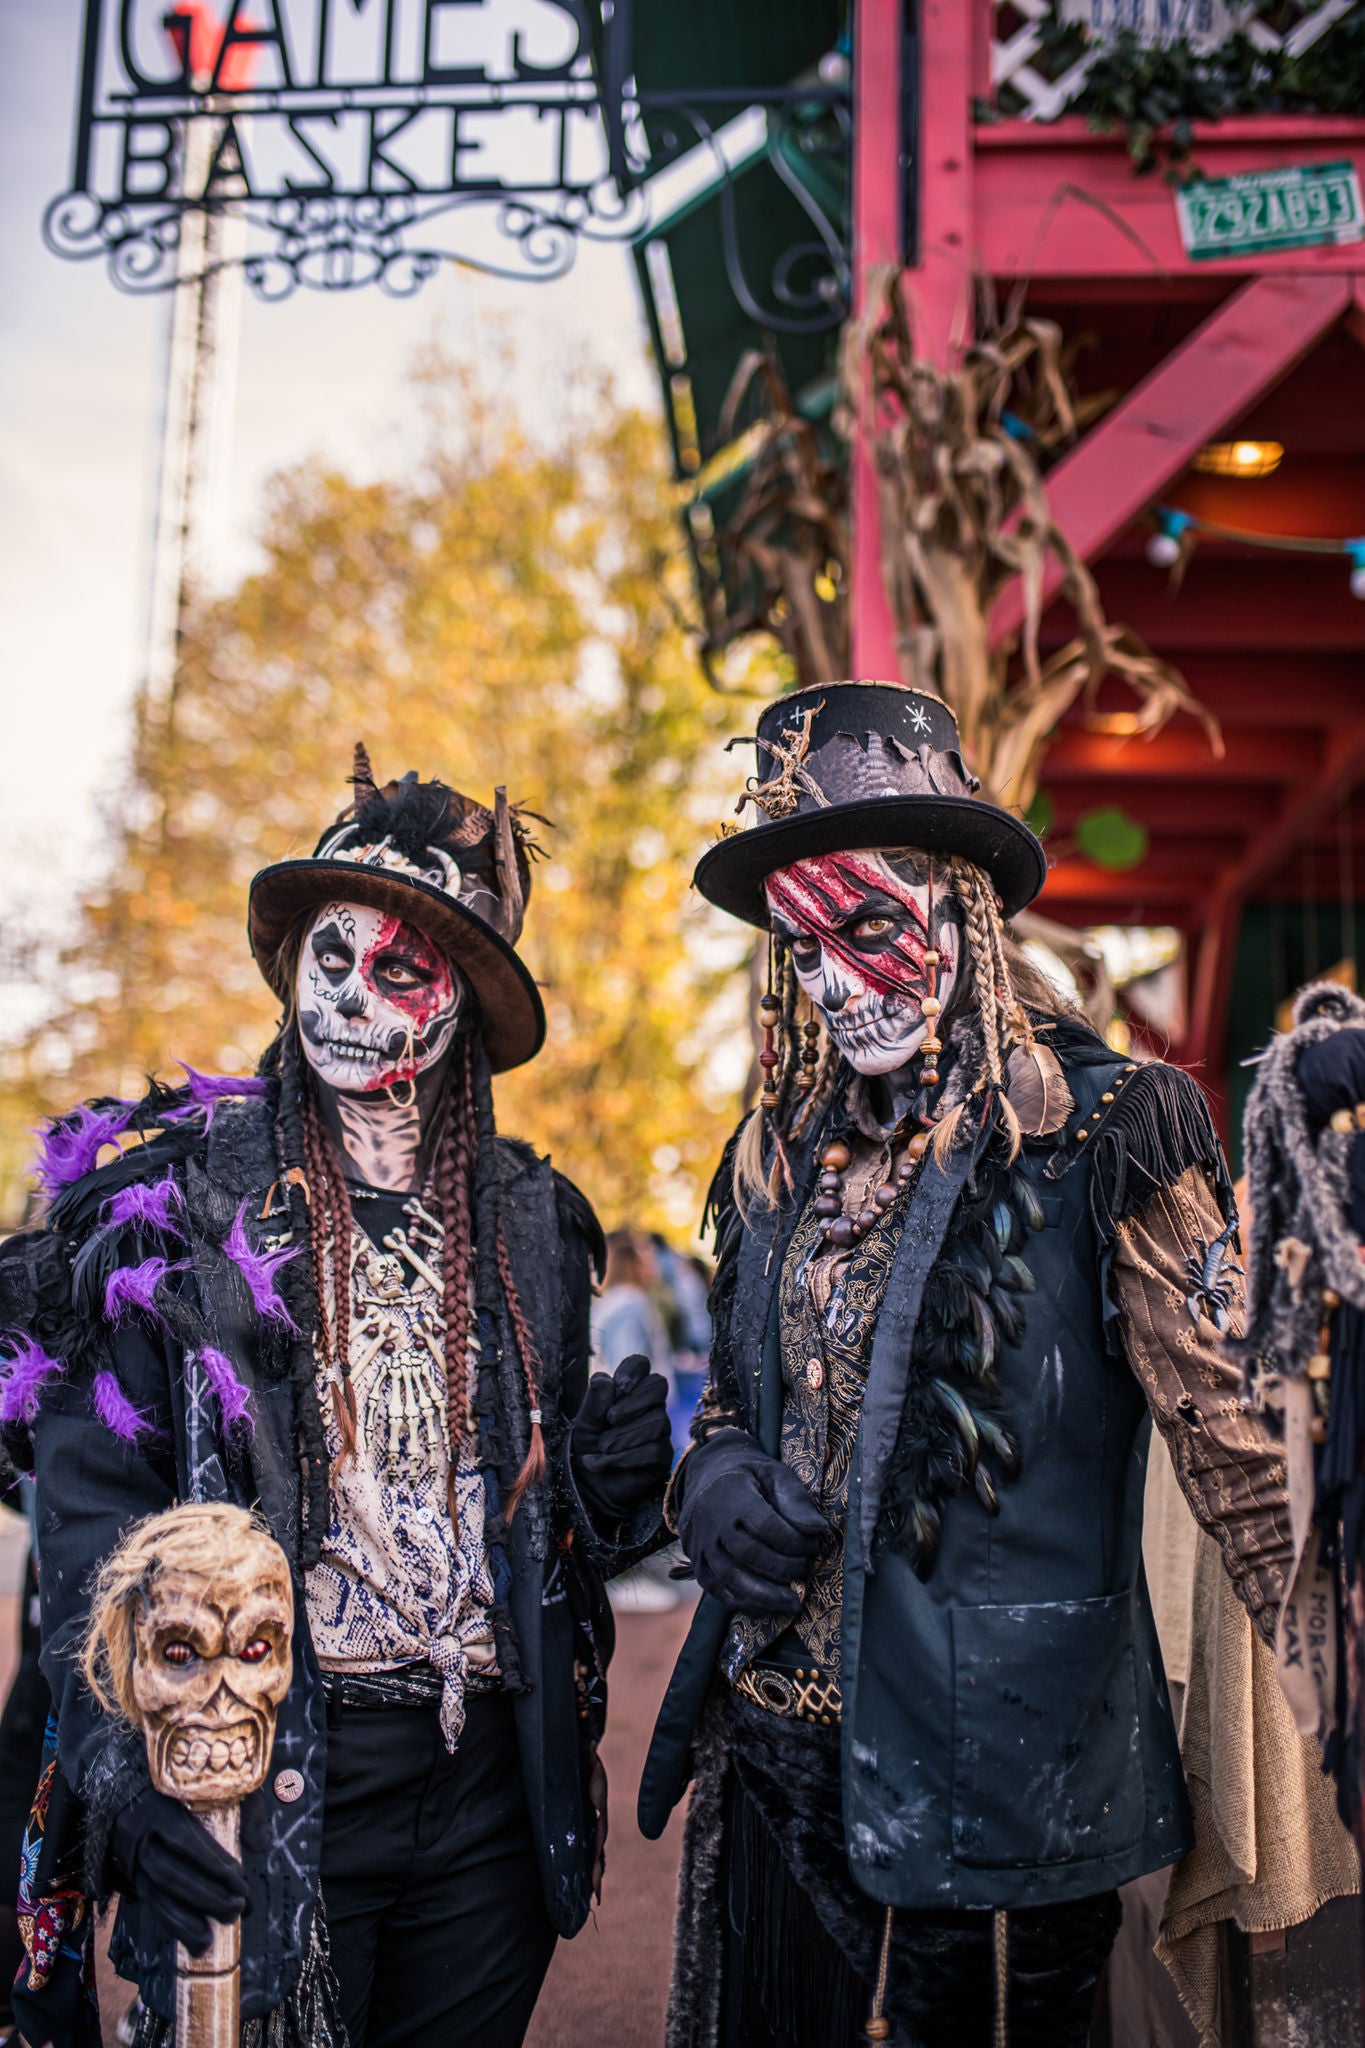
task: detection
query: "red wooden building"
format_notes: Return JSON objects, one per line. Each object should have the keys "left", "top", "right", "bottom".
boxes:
{"left": 852, "top": 2, "right": 1365, "bottom": 1142}
{"left": 617, "top": 0, "right": 1365, "bottom": 1151}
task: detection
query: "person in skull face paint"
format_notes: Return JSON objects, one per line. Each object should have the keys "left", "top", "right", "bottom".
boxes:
{"left": 639, "top": 683, "right": 1293, "bottom": 2048}
{"left": 3, "top": 750, "right": 672, "bottom": 2048}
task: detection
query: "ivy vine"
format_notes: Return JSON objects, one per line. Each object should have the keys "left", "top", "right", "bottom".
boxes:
{"left": 979, "top": 3, "right": 1365, "bottom": 178}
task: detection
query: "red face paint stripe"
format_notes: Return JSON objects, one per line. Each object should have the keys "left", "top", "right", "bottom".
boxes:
{"left": 767, "top": 854, "right": 934, "bottom": 999}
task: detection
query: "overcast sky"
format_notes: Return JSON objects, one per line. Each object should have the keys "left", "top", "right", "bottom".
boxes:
{"left": 0, "top": 3, "right": 657, "bottom": 970}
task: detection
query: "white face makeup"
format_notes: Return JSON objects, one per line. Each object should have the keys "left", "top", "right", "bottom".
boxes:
{"left": 765, "top": 848, "right": 961, "bottom": 1077}
{"left": 295, "top": 901, "right": 463, "bottom": 1098}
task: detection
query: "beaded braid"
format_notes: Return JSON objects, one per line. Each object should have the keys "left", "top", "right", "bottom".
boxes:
{"left": 497, "top": 1222, "right": 546, "bottom": 1516}
{"left": 433, "top": 1034, "right": 476, "bottom": 1528}
{"left": 299, "top": 1079, "right": 357, "bottom": 1464}
{"left": 266, "top": 1031, "right": 331, "bottom": 1568}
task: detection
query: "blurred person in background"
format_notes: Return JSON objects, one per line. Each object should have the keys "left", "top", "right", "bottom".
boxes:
{"left": 0, "top": 751, "right": 671, "bottom": 2048}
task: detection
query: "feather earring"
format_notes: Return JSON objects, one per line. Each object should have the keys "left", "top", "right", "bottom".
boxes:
{"left": 1003, "top": 1039, "right": 1073, "bottom": 1138}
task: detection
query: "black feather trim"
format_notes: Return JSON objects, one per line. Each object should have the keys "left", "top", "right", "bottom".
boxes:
{"left": 553, "top": 1170, "right": 607, "bottom": 1286}
{"left": 877, "top": 1150, "right": 1038, "bottom": 1572}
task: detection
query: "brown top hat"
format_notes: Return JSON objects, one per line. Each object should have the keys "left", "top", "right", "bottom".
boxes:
{"left": 694, "top": 681, "right": 1046, "bottom": 927}
{"left": 248, "top": 746, "right": 545, "bottom": 1073}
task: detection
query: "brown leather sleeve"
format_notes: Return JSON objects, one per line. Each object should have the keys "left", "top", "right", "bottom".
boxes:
{"left": 1112, "top": 1166, "right": 1291, "bottom": 1645}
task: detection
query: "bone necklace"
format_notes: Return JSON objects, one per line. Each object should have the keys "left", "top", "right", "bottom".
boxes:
{"left": 343, "top": 1194, "right": 453, "bottom": 1483}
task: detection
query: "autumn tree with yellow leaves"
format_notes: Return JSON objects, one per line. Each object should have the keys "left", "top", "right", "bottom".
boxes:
{"left": 0, "top": 357, "right": 756, "bottom": 1234}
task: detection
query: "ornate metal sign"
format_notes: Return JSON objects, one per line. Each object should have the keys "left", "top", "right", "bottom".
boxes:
{"left": 44, "top": 0, "right": 850, "bottom": 321}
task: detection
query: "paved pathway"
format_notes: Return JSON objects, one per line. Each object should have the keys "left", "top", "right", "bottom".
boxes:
{"left": 528, "top": 1605, "right": 692, "bottom": 2048}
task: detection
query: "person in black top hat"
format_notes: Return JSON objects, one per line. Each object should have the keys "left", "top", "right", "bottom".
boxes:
{"left": 1, "top": 748, "right": 672, "bottom": 2048}
{"left": 639, "top": 681, "right": 1293, "bottom": 2048}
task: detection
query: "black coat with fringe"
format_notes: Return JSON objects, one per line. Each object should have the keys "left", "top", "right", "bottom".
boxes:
{"left": 5, "top": 1091, "right": 654, "bottom": 2029}
{"left": 643, "top": 1034, "right": 1233, "bottom": 1910}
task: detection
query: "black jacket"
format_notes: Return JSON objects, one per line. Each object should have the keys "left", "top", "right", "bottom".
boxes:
{"left": 643, "top": 1040, "right": 1235, "bottom": 1907}
{"left": 13, "top": 1092, "right": 656, "bottom": 2025}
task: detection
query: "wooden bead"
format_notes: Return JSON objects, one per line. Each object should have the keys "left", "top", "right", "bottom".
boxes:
{"left": 920, "top": 1067, "right": 939, "bottom": 1086}
{"left": 1308, "top": 1352, "right": 1333, "bottom": 1381}
{"left": 906, "top": 1132, "right": 929, "bottom": 1160}
{"left": 1330, "top": 1108, "right": 1355, "bottom": 1134}
{"left": 1323, "top": 1288, "right": 1342, "bottom": 1310}
{"left": 815, "top": 1195, "right": 841, "bottom": 1218}
{"left": 865, "top": 2020, "right": 892, "bottom": 2041}
{"left": 921, "top": 996, "right": 941, "bottom": 1017}
{"left": 923, "top": 950, "right": 940, "bottom": 967}
{"left": 821, "top": 1139, "right": 851, "bottom": 1171}
{"left": 874, "top": 1185, "right": 897, "bottom": 1209}
{"left": 819, "top": 1170, "right": 843, "bottom": 1193}
{"left": 758, "top": 1049, "right": 778, "bottom": 1071}
{"left": 758, "top": 996, "right": 781, "bottom": 1027}
{"left": 921, "top": 1036, "right": 942, "bottom": 1054}
{"left": 828, "top": 1217, "right": 856, "bottom": 1249}
{"left": 857, "top": 1208, "right": 876, "bottom": 1232}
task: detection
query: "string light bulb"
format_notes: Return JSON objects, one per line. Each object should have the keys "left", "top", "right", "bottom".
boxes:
{"left": 1146, "top": 507, "right": 1192, "bottom": 569}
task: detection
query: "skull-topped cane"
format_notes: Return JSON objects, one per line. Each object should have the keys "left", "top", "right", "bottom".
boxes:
{"left": 84, "top": 1504, "right": 295, "bottom": 2048}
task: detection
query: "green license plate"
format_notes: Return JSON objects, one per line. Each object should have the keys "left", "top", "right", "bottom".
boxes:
{"left": 1176, "top": 160, "right": 1365, "bottom": 260}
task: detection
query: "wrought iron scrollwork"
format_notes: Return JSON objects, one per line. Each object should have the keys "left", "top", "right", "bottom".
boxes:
{"left": 43, "top": 0, "right": 849, "bottom": 307}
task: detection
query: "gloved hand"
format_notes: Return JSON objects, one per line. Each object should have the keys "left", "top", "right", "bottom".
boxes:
{"left": 110, "top": 1785, "right": 250, "bottom": 1956}
{"left": 571, "top": 1354, "right": 673, "bottom": 1521}
{"left": 1296, "top": 1031, "right": 1365, "bottom": 1235}
{"left": 676, "top": 1430, "right": 829, "bottom": 1616}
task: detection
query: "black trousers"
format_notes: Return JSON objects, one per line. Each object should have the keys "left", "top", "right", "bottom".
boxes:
{"left": 320, "top": 1692, "right": 556, "bottom": 2048}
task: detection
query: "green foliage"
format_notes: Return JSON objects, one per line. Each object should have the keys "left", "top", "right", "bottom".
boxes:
{"left": 983, "top": 5, "right": 1365, "bottom": 177}
{"left": 1075, "top": 805, "right": 1148, "bottom": 872}
{"left": 0, "top": 353, "right": 751, "bottom": 1236}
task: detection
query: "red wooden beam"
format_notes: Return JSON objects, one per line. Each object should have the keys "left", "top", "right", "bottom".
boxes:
{"left": 1184, "top": 723, "right": 1365, "bottom": 1079}
{"left": 1141, "top": 653, "right": 1365, "bottom": 728}
{"left": 1042, "top": 560, "right": 1365, "bottom": 653}
{"left": 1044, "top": 782, "right": 1278, "bottom": 837}
{"left": 974, "top": 118, "right": 1365, "bottom": 282}
{"left": 849, "top": 0, "right": 903, "bottom": 681}
{"left": 904, "top": 0, "right": 975, "bottom": 368}
{"left": 992, "top": 276, "right": 1353, "bottom": 645}
{"left": 1043, "top": 726, "right": 1323, "bottom": 784}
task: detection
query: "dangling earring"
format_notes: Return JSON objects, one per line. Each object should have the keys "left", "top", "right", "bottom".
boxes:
{"left": 919, "top": 869, "right": 943, "bottom": 1089}
{"left": 387, "top": 1018, "right": 419, "bottom": 1111}
{"left": 758, "top": 937, "right": 782, "bottom": 1111}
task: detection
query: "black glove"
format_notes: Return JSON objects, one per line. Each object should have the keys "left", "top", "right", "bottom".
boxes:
{"left": 110, "top": 1785, "right": 250, "bottom": 1956}
{"left": 571, "top": 1354, "right": 673, "bottom": 1521}
{"left": 676, "top": 1430, "right": 829, "bottom": 1616}
{"left": 1296, "top": 1031, "right": 1365, "bottom": 1235}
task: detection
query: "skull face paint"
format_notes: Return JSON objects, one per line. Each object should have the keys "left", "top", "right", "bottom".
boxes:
{"left": 765, "top": 849, "right": 961, "bottom": 1076}
{"left": 131, "top": 1533, "right": 293, "bottom": 1809}
{"left": 296, "top": 901, "right": 461, "bottom": 1096}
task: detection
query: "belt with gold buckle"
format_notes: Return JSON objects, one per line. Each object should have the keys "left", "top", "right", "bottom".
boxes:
{"left": 731, "top": 1658, "right": 842, "bottom": 1727}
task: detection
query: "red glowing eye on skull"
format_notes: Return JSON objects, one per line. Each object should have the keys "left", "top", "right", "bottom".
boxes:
{"left": 240, "top": 1639, "right": 271, "bottom": 1664}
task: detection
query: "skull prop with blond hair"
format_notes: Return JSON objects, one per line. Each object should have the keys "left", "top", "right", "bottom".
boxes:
{"left": 83, "top": 1503, "right": 293, "bottom": 1810}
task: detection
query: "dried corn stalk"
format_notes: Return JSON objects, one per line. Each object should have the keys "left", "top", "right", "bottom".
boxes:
{"left": 839, "top": 269, "right": 1221, "bottom": 813}
{"left": 698, "top": 351, "right": 849, "bottom": 691}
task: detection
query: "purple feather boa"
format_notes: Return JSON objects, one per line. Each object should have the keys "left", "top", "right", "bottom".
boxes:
{"left": 0, "top": 1337, "right": 65, "bottom": 1425}
{"left": 102, "top": 1171, "right": 184, "bottom": 1239}
{"left": 32, "top": 1102, "right": 134, "bottom": 1196}
{"left": 199, "top": 1346, "right": 254, "bottom": 1438}
{"left": 92, "top": 1370, "right": 153, "bottom": 1443}
{"left": 104, "top": 1256, "right": 184, "bottom": 1327}
{"left": 171, "top": 1065, "right": 270, "bottom": 1126}
{"left": 223, "top": 1201, "right": 300, "bottom": 1328}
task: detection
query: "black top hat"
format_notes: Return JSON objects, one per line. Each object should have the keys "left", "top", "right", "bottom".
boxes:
{"left": 694, "top": 681, "right": 1046, "bottom": 927}
{"left": 248, "top": 748, "right": 546, "bottom": 1073}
